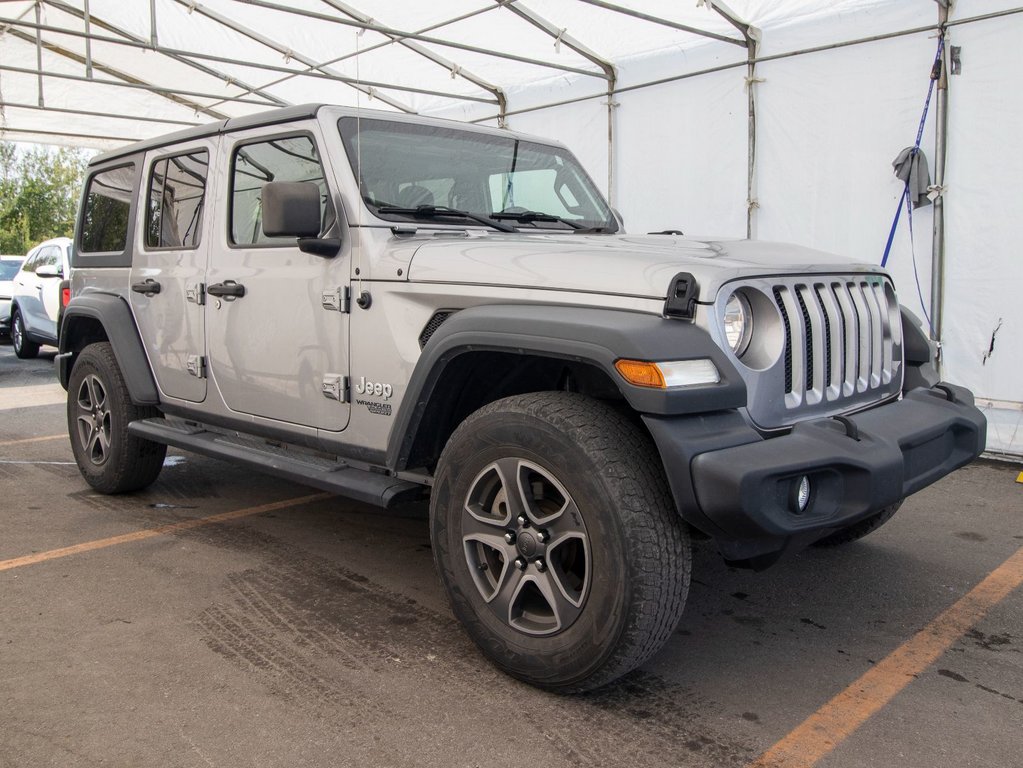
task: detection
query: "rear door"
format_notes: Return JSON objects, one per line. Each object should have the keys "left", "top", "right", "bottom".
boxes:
{"left": 129, "top": 141, "right": 215, "bottom": 403}
{"left": 14, "top": 245, "right": 56, "bottom": 338}
{"left": 205, "top": 126, "right": 351, "bottom": 431}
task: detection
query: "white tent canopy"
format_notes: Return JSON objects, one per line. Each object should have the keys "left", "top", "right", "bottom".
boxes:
{"left": 1, "top": 0, "right": 1021, "bottom": 456}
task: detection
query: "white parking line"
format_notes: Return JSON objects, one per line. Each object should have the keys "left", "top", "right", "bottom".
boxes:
{"left": 0, "top": 383, "right": 66, "bottom": 411}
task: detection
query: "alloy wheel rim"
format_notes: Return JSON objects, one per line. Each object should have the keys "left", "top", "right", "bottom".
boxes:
{"left": 75, "top": 374, "right": 112, "bottom": 466}
{"left": 462, "top": 458, "right": 590, "bottom": 636}
{"left": 12, "top": 315, "right": 23, "bottom": 351}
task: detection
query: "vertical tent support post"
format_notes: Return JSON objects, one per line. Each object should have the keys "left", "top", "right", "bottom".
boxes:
{"left": 606, "top": 76, "right": 617, "bottom": 208}
{"left": 83, "top": 0, "right": 92, "bottom": 78}
{"left": 34, "top": 1, "right": 44, "bottom": 106}
{"left": 707, "top": 2, "right": 760, "bottom": 238}
{"left": 745, "top": 34, "right": 759, "bottom": 239}
{"left": 931, "top": 4, "right": 950, "bottom": 371}
{"left": 149, "top": 0, "right": 158, "bottom": 47}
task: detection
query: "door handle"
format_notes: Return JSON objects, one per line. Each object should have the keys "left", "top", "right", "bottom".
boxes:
{"left": 131, "top": 279, "right": 162, "bottom": 296}
{"left": 206, "top": 281, "right": 246, "bottom": 299}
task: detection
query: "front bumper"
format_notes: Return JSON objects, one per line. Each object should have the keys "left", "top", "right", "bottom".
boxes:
{"left": 644, "top": 383, "right": 986, "bottom": 565}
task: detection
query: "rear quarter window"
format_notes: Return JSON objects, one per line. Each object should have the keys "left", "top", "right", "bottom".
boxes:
{"left": 80, "top": 164, "right": 136, "bottom": 253}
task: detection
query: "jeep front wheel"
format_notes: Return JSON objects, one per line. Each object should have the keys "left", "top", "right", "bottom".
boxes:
{"left": 67, "top": 342, "right": 167, "bottom": 494}
{"left": 430, "top": 392, "right": 691, "bottom": 692}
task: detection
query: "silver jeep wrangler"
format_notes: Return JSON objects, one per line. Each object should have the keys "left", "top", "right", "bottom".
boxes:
{"left": 59, "top": 104, "right": 986, "bottom": 692}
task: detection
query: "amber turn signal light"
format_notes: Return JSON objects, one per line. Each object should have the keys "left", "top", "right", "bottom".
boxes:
{"left": 614, "top": 359, "right": 667, "bottom": 389}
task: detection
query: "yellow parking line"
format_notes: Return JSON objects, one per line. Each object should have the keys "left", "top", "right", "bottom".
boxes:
{"left": 748, "top": 545, "right": 1023, "bottom": 768}
{"left": 0, "top": 492, "right": 331, "bottom": 573}
{"left": 0, "top": 434, "right": 66, "bottom": 448}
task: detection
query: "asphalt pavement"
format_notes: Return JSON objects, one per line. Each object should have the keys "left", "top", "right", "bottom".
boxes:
{"left": 1, "top": 339, "right": 1021, "bottom": 768}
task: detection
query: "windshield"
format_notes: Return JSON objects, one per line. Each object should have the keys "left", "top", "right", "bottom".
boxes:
{"left": 0, "top": 260, "right": 23, "bottom": 280}
{"left": 338, "top": 117, "right": 616, "bottom": 232}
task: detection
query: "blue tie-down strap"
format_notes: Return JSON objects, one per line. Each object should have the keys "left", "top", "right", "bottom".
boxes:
{"left": 881, "top": 35, "right": 945, "bottom": 270}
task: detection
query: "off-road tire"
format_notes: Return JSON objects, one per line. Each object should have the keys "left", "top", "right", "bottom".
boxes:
{"left": 431, "top": 392, "right": 691, "bottom": 693}
{"left": 67, "top": 342, "right": 166, "bottom": 494}
{"left": 813, "top": 502, "right": 903, "bottom": 547}
{"left": 11, "top": 310, "right": 40, "bottom": 359}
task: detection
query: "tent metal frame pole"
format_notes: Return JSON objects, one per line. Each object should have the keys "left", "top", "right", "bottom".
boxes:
{"left": 319, "top": 0, "right": 508, "bottom": 121}
{"left": 744, "top": 36, "right": 759, "bottom": 239}
{"left": 202, "top": 2, "right": 510, "bottom": 112}
{"left": 149, "top": 0, "right": 157, "bottom": 47}
{"left": 931, "top": 5, "right": 950, "bottom": 363}
{"left": 497, "top": 0, "right": 617, "bottom": 201}
{"left": 41, "top": 1, "right": 290, "bottom": 108}
{"left": 706, "top": 1, "right": 760, "bottom": 239}
{"left": 34, "top": 1, "right": 44, "bottom": 106}
{"left": 575, "top": 0, "right": 746, "bottom": 46}
{"left": 468, "top": 11, "right": 1013, "bottom": 136}
{"left": 3, "top": 29, "right": 236, "bottom": 119}
{"left": 2, "top": 15, "right": 497, "bottom": 106}
{"left": 0, "top": 126, "right": 139, "bottom": 142}
{"left": 172, "top": 0, "right": 415, "bottom": 113}
{"left": 0, "top": 63, "right": 278, "bottom": 110}
{"left": 228, "top": 0, "right": 608, "bottom": 80}
{"left": 82, "top": 0, "right": 92, "bottom": 77}
{"left": 0, "top": 100, "right": 200, "bottom": 127}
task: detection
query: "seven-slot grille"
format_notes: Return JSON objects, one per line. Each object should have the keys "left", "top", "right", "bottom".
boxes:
{"left": 771, "top": 278, "right": 897, "bottom": 410}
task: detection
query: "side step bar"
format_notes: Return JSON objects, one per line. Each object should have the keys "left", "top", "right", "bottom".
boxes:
{"left": 128, "top": 418, "right": 422, "bottom": 509}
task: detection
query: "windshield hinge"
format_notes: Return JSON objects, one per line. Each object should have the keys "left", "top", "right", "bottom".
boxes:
{"left": 664, "top": 272, "right": 699, "bottom": 320}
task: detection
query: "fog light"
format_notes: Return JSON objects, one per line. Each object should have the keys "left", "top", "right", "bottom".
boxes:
{"left": 793, "top": 475, "right": 811, "bottom": 513}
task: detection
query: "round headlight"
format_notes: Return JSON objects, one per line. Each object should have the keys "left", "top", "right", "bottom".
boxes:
{"left": 723, "top": 292, "right": 753, "bottom": 357}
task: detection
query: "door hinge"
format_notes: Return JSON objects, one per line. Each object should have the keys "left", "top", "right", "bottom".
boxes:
{"left": 186, "top": 354, "right": 206, "bottom": 379}
{"left": 321, "top": 374, "right": 349, "bottom": 403}
{"left": 186, "top": 282, "right": 206, "bottom": 306}
{"left": 321, "top": 286, "right": 351, "bottom": 313}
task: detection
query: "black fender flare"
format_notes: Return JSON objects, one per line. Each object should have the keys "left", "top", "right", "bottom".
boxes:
{"left": 386, "top": 304, "right": 746, "bottom": 470}
{"left": 59, "top": 293, "right": 160, "bottom": 405}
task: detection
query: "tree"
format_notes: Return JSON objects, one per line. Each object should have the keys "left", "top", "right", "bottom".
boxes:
{"left": 0, "top": 142, "right": 92, "bottom": 254}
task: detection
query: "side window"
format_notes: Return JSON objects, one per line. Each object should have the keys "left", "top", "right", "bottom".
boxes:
{"left": 146, "top": 150, "right": 209, "bottom": 249}
{"left": 36, "top": 246, "right": 61, "bottom": 271}
{"left": 230, "top": 135, "right": 332, "bottom": 246}
{"left": 80, "top": 165, "right": 135, "bottom": 253}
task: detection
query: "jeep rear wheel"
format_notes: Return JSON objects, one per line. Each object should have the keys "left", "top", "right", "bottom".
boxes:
{"left": 67, "top": 342, "right": 167, "bottom": 494}
{"left": 12, "top": 310, "right": 39, "bottom": 359}
{"left": 431, "top": 392, "right": 691, "bottom": 692}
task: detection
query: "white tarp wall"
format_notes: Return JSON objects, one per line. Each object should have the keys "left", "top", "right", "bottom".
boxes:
{"left": 429, "top": 0, "right": 1023, "bottom": 457}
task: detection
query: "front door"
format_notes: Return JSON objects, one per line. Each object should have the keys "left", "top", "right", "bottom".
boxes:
{"left": 205, "top": 127, "right": 350, "bottom": 432}
{"left": 129, "top": 140, "right": 214, "bottom": 403}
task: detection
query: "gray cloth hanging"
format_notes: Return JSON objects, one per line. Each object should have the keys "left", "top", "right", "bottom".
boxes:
{"left": 892, "top": 146, "right": 932, "bottom": 209}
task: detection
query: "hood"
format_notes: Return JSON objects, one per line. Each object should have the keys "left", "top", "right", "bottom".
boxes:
{"left": 406, "top": 234, "right": 885, "bottom": 300}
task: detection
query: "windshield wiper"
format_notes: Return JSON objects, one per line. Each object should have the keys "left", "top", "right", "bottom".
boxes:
{"left": 375, "top": 205, "right": 517, "bottom": 233}
{"left": 490, "top": 210, "right": 584, "bottom": 229}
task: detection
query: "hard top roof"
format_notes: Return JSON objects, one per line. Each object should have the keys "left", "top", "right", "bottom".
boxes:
{"left": 90, "top": 102, "right": 564, "bottom": 167}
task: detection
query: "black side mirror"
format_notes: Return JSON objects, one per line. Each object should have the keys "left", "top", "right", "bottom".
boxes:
{"left": 262, "top": 181, "right": 321, "bottom": 237}
{"left": 261, "top": 181, "right": 341, "bottom": 257}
